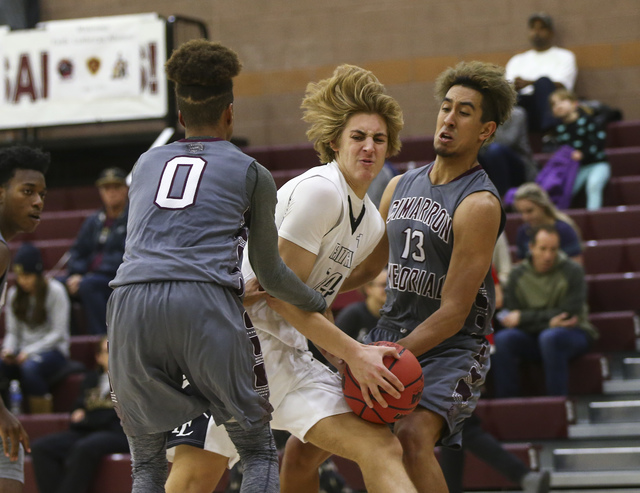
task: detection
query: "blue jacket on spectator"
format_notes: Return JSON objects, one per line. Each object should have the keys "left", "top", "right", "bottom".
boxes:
{"left": 67, "top": 206, "right": 128, "bottom": 278}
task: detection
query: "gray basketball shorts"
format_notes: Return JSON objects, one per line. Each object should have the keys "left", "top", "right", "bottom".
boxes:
{"left": 366, "top": 326, "right": 490, "bottom": 448}
{"left": 107, "top": 281, "right": 272, "bottom": 437}
{"left": 0, "top": 444, "right": 24, "bottom": 483}
{"left": 167, "top": 330, "right": 351, "bottom": 468}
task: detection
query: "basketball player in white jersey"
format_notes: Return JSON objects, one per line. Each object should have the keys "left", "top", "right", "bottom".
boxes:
{"left": 166, "top": 65, "right": 417, "bottom": 493}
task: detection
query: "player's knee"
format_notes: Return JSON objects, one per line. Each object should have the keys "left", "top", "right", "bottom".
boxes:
{"left": 396, "top": 419, "right": 439, "bottom": 463}
{"left": 167, "top": 465, "right": 219, "bottom": 493}
{"left": 359, "top": 429, "right": 404, "bottom": 465}
{"left": 396, "top": 427, "right": 420, "bottom": 459}
{"left": 180, "top": 476, "right": 215, "bottom": 493}
{"left": 383, "top": 433, "right": 405, "bottom": 460}
{"left": 282, "top": 438, "right": 326, "bottom": 471}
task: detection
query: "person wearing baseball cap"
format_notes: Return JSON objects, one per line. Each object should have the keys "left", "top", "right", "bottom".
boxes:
{"left": 505, "top": 12, "right": 577, "bottom": 132}
{"left": 95, "top": 167, "right": 127, "bottom": 187}
{"left": 528, "top": 12, "right": 553, "bottom": 30}
{"left": 61, "top": 167, "right": 129, "bottom": 334}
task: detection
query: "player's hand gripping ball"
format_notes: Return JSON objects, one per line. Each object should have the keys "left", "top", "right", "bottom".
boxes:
{"left": 342, "top": 341, "right": 424, "bottom": 424}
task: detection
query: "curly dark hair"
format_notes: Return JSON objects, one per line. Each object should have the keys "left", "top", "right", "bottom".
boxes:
{"left": 0, "top": 146, "right": 50, "bottom": 186}
{"left": 435, "top": 61, "right": 517, "bottom": 144}
{"left": 165, "top": 39, "right": 242, "bottom": 128}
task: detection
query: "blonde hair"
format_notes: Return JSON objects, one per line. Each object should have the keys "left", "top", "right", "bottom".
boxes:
{"left": 514, "top": 182, "right": 582, "bottom": 240}
{"left": 435, "top": 61, "right": 517, "bottom": 144}
{"left": 301, "top": 64, "right": 404, "bottom": 164}
{"left": 549, "top": 88, "right": 578, "bottom": 104}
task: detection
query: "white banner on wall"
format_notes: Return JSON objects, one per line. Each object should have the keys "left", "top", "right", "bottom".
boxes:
{"left": 0, "top": 13, "right": 168, "bottom": 129}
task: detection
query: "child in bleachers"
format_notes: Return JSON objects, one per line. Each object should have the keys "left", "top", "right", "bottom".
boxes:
{"left": 549, "top": 89, "right": 611, "bottom": 210}
{"left": 1, "top": 243, "right": 70, "bottom": 414}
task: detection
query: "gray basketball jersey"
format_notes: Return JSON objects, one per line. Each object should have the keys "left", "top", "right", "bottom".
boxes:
{"left": 111, "top": 138, "right": 253, "bottom": 291}
{"left": 379, "top": 163, "right": 505, "bottom": 337}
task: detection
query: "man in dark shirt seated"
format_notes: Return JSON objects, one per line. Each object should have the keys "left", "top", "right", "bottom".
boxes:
{"left": 62, "top": 168, "right": 128, "bottom": 334}
{"left": 492, "top": 224, "right": 598, "bottom": 397}
{"left": 30, "top": 337, "right": 129, "bottom": 493}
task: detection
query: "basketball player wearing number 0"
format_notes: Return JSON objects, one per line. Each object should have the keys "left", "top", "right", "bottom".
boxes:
{"left": 165, "top": 65, "right": 417, "bottom": 493}
{"left": 287, "top": 61, "right": 517, "bottom": 493}
{"left": 105, "top": 40, "right": 328, "bottom": 493}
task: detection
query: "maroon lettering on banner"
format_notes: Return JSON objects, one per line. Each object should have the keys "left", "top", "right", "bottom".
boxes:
{"left": 41, "top": 52, "right": 48, "bottom": 99}
{"left": 141, "top": 42, "right": 158, "bottom": 94}
{"left": 149, "top": 42, "right": 157, "bottom": 94}
{"left": 14, "top": 54, "right": 37, "bottom": 103}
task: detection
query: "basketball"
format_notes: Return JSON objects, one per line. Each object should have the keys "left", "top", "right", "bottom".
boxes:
{"left": 342, "top": 341, "right": 424, "bottom": 424}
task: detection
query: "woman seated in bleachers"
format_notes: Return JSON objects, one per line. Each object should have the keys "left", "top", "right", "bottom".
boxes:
{"left": 0, "top": 243, "right": 70, "bottom": 414}
{"left": 513, "top": 183, "right": 583, "bottom": 264}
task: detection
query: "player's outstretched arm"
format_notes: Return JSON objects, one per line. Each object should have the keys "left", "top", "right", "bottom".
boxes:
{"left": 0, "top": 400, "right": 30, "bottom": 461}
{"left": 265, "top": 296, "right": 403, "bottom": 408}
{"left": 397, "top": 191, "right": 502, "bottom": 356}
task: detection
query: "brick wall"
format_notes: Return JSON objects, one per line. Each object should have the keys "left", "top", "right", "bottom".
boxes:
{"left": 39, "top": 0, "right": 640, "bottom": 147}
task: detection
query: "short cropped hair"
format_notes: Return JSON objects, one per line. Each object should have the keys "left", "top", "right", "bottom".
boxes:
{"left": 529, "top": 223, "right": 561, "bottom": 245}
{"left": 0, "top": 146, "right": 50, "bottom": 186}
{"left": 301, "top": 64, "right": 404, "bottom": 164}
{"left": 165, "top": 39, "right": 241, "bottom": 128}
{"left": 435, "top": 61, "right": 517, "bottom": 143}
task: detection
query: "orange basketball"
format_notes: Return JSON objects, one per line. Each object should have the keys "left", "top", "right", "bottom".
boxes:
{"left": 342, "top": 341, "right": 424, "bottom": 424}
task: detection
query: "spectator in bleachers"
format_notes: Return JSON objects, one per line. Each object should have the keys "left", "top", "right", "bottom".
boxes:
{"left": 549, "top": 89, "right": 611, "bottom": 210}
{"left": 513, "top": 182, "right": 583, "bottom": 263}
{"left": 442, "top": 266, "right": 550, "bottom": 492}
{"left": 31, "top": 336, "right": 129, "bottom": 493}
{"left": 335, "top": 268, "right": 387, "bottom": 343}
{"left": 492, "top": 232, "right": 513, "bottom": 286}
{"left": 1, "top": 243, "right": 70, "bottom": 414}
{"left": 491, "top": 224, "right": 598, "bottom": 397}
{"left": 478, "top": 106, "right": 538, "bottom": 197}
{"left": 62, "top": 168, "right": 128, "bottom": 335}
{"left": 505, "top": 12, "right": 577, "bottom": 132}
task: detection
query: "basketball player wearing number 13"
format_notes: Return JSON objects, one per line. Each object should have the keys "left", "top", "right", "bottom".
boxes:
{"left": 105, "top": 40, "right": 329, "bottom": 493}
{"left": 367, "top": 62, "right": 515, "bottom": 492}
{"left": 285, "top": 61, "right": 517, "bottom": 493}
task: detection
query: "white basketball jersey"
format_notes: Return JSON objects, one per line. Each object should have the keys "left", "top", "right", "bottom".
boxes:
{"left": 243, "top": 160, "right": 385, "bottom": 350}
